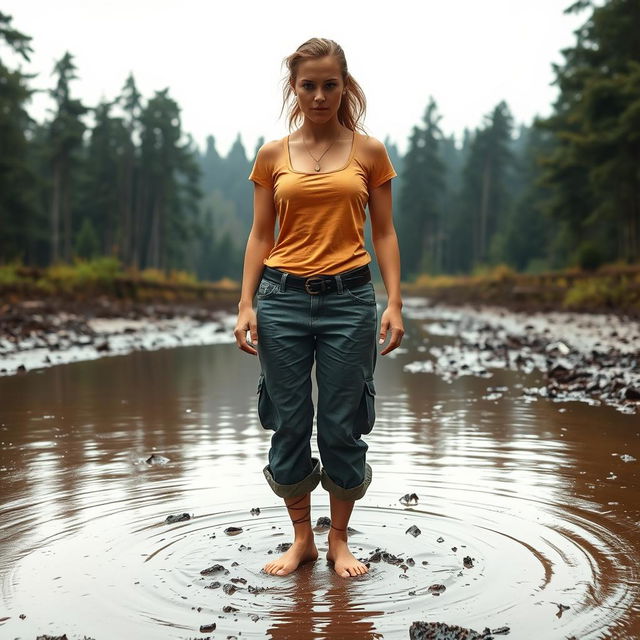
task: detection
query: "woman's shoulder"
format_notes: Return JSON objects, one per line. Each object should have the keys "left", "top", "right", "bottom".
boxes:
{"left": 355, "top": 131, "right": 390, "bottom": 162}
{"left": 254, "top": 137, "right": 286, "bottom": 164}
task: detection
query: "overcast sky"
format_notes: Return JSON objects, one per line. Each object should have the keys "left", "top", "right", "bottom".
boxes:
{"left": 3, "top": 0, "right": 590, "bottom": 157}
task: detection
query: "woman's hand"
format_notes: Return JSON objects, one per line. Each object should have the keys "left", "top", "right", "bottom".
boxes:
{"left": 234, "top": 305, "right": 258, "bottom": 356}
{"left": 378, "top": 305, "right": 404, "bottom": 355}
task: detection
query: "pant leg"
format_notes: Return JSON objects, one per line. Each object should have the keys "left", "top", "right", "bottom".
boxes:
{"left": 256, "top": 272, "right": 321, "bottom": 498}
{"left": 314, "top": 278, "right": 378, "bottom": 501}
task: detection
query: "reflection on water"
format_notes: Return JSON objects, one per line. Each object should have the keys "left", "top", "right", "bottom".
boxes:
{"left": 0, "top": 304, "right": 639, "bottom": 639}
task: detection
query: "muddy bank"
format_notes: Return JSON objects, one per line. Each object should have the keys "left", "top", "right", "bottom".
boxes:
{"left": 0, "top": 297, "right": 237, "bottom": 376}
{"left": 402, "top": 298, "right": 640, "bottom": 415}
{"left": 402, "top": 264, "right": 640, "bottom": 318}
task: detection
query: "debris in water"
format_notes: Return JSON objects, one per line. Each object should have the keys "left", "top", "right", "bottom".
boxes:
{"left": 200, "top": 564, "right": 228, "bottom": 576}
{"left": 224, "top": 526, "right": 243, "bottom": 536}
{"left": 314, "top": 516, "right": 331, "bottom": 531}
{"left": 409, "top": 620, "right": 508, "bottom": 639}
{"left": 145, "top": 454, "right": 169, "bottom": 465}
{"left": 406, "top": 525, "right": 422, "bottom": 537}
{"left": 165, "top": 513, "right": 190, "bottom": 523}
{"left": 620, "top": 454, "right": 636, "bottom": 462}
{"left": 250, "top": 507, "right": 261, "bottom": 515}
{"left": 400, "top": 493, "right": 420, "bottom": 506}
{"left": 427, "top": 584, "right": 446, "bottom": 596}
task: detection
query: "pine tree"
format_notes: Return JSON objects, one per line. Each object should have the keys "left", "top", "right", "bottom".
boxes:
{"left": 0, "top": 12, "right": 37, "bottom": 263}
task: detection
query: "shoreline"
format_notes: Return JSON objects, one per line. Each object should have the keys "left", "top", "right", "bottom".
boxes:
{"left": 2, "top": 297, "right": 639, "bottom": 418}
{"left": 0, "top": 297, "right": 237, "bottom": 377}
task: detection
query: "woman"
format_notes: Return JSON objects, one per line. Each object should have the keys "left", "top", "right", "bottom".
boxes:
{"left": 234, "top": 37, "right": 404, "bottom": 578}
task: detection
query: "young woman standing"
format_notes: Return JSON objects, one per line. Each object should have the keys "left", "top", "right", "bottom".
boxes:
{"left": 234, "top": 37, "right": 404, "bottom": 578}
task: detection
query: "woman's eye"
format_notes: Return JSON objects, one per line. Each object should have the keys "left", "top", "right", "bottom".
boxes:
{"left": 300, "top": 82, "right": 337, "bottom": 90}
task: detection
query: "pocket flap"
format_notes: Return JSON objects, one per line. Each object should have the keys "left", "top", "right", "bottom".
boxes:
{"left": 364, "top": 378, "right": 376, "bottom": 396}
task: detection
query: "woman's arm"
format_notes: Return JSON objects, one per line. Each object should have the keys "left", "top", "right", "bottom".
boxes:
{"left": 369, "top": 178, "right": 405, "bottom": 355}
{"left": 234, "top": 166, "right": 277, "bottom": 355}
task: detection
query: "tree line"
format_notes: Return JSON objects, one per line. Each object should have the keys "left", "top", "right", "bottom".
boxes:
{"left": 1, "top": 0, "right": 638, "bottom": 284}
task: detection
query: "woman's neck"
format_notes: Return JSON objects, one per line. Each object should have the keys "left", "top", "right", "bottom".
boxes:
{"left": 297, "top": 117, "right": 349, "bottom": 144}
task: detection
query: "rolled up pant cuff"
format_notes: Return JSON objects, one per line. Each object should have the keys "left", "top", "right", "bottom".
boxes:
{"left": 263, "top": 456, "right": 322, "bottom": 498}
{"left": 320, "top": 463, "right": 372, "bottom": 501}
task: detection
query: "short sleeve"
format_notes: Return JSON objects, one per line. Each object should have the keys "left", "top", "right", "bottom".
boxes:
{"left": 248, "top": 146, "right": 273, "bottom": 190}
{"left": 368, "top": 140, "right": 398, "bottom": 189}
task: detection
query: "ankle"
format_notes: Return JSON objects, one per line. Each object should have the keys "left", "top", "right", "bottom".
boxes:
{"left": 328, "top": 528, "right": 348, "bottom": 543}
{"left": 292, "top": 526, "right": 314, "bottom": 543}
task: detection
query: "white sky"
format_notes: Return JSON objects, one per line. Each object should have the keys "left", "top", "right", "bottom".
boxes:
{"left": 2, "top": 0, "right": 590, "bottom": 157}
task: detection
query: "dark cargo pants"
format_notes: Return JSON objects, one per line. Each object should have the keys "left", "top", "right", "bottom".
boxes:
{"left": 255, "top": 265, "right": 377, "bottom": 501}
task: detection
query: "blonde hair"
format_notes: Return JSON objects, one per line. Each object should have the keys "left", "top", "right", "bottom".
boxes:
{"left": 280, "top": 37, "right": 367, "bottom": 133}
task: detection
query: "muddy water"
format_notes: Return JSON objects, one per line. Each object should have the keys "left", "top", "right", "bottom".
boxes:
{"left": 0, "top": 301, "right": 639, "bottom": 640}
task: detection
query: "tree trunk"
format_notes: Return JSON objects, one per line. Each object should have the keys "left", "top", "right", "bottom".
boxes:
{"left": 50, "top": 159, "right": 61, "bottom": 263}
{"left": 479, "top": 159, "right": 492, "bottom": 263}
{"left": 62, "top": 157, "right": 71, "bottom": 262}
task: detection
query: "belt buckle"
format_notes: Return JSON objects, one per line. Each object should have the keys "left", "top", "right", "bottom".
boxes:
{"left": 304, "top": 276, "right": 326, "bottom": 295}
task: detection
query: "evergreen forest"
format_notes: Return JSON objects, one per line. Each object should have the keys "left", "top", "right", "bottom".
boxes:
{"left": 1, "top": 0, "right": 639, "bottom": 284}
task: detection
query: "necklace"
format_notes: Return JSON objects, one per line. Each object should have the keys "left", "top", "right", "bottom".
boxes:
{"left": 301, "top": 131, "right": 342, "bottom": 172}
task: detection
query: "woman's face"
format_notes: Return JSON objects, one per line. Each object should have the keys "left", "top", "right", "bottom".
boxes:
{"left": 292, "top": 55, "right": 346, "bottom": 123}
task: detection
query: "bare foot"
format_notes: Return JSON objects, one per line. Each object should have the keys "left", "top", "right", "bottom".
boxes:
{"left": 263, "top": 537, "right": 318, "bottom": 576}
{"left": 326, "top": 532, "right": 369, "bottom": 577}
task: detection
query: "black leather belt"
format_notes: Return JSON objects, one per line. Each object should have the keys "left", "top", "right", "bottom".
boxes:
{"left": 262, "top": 264, "right": 371, "bottom": 295}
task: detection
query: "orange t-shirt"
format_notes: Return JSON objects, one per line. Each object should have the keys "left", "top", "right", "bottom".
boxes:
{"left": 247, "top": 130, "right": 397, "bottom": 276}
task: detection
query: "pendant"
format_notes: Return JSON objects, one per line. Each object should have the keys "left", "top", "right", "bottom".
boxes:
{"left": 314, "top": 164, "right": 320, "bottom": 172}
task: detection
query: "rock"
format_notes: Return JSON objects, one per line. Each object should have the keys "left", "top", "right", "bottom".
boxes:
{"left": 200, "top": 564, "right": 228, "bottom": 576}
{"left": 200, "top": 623, "right": 216, "bottom": 632}
{"left": 620, "top": 454, "right": 636, "bottom": 462}
{"left": 491, "top": 627, "right": 510, "bottom": 635}
{"left": 406, "top": 525, "right": 422, "bottom": 537}
{"left": 145, "top": 454, "right": 169, "bottom": 465}
{"left": 250, "top": 507, "right": 261, "bottom": 515}
{"left": 623, "top": 386, "right": 640, "bottom": 400}
{"left": 409, "top": 621, "right": 485, "bottom": 639}
{"left": 436, "top": 536, "right": 444, "bottom": 543}
{"left": 275, "top": 542, "right": 292, "bottom": 552}
{"left": 427, "top": 584, "right": 446, "bottom": 595}
{"left": 248, "top": 584, "right": 268, "bottom": 594}
{"left": 463, "top": 556, "right": 474, "bottom": 568}
{"left": 313, "top": 516, "right": 331, "bottom": 531}
{"left": 400, "top": 493, "right": 419, "bottom": 506}
{"left": 364, "top": 549, "right": 404, "bottom": 565}
{"left": 223, "top": 605, "right": 239, "bottom": 613}
{"left": 204, "top": 581, "right": 221, "bottom": 589}
{"left": 230, "top": 577, "right": 247, "bottom": 585}
{"left": 224, "top": 526, "right": 243, "bottom": 536}
{"left": 165, "top": 513, "right": 190, "bottom": 523}
{"left": 223, "top": 583, "right": 237, "bottom": 595}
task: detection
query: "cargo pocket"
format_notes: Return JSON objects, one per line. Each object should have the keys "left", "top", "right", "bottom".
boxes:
{"left": 256, "top": 372, "right": 277, "bottom": 431}
{"left": 354, "top": 377, "right": 376, "bottom": 438}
